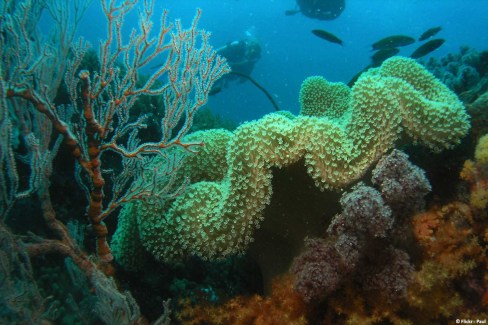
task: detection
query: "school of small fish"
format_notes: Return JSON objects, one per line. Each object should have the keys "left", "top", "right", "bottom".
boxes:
{"left": 309, "top": 26, "right": 444, "bottom": 86}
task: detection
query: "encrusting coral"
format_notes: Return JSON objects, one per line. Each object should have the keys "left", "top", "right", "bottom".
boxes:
{"left": 112, "top": 57, "right": 469, "bottom": 268}
{"left": 424, "top": 46, "right": 488, "bottom": 103}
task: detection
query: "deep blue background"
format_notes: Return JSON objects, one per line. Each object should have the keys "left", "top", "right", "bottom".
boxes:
{"left": 55, "top": 0, "right": 488, "bottom": 123}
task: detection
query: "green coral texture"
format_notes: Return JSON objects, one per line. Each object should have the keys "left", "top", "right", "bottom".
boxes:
{"left": 112, "top": 57, "right": 470, "bottom": 268}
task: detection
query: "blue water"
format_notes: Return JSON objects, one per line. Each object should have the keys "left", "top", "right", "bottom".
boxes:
{"left": 52, "top": 0, "right": 488, "bottom": 123}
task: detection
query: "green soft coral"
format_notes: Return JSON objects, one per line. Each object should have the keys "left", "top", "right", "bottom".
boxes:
{"left": 112, "top": 57, "right": 470, "bottom": 268}
{"left": 300, "top": 76, "right": 351, "bottom": 119}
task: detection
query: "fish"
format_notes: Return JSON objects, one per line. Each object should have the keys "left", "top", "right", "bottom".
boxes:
{"left": 311, "top": 29, "right": 343, "bottom": 46}
{"left": 372, "top": 35, "right": 415, "bottom": 51}
{"left": 410, "top": 39, "right": 445, "bottom": 59}
{"left": 418, "top": 26, "right": 442, "bottom": 41}
{"left": 371, "top": 48, "right": 400, "bottom": 66}
{"left": 348, "top": 65, "right": 373, "bottom": 87}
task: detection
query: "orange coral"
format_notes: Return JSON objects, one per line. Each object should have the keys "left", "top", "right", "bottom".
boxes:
{"left": 474, "top": 134, "right": 488, "bottom": 164}
{"left": 325, "top": 283, "right": 410, "bottom": 325}
{"left": 413, "top": 202, "right": 481, "bottom": 278}
{"left": 410, "top": 202, "right": 487, "bottom": 318}
{"left": 412, "top": 206, "right": 441, "bottom": 242}
{"left": 460, "top": 160, "right": 477, "bottom": 183}
{"left": 177, "top": 275, "right": 308, "bottom": 325}
{"left": 461, "top": 160, "right": 488, "bottom": 209}
{"left": 460, "top": 134, "right": 488, "bottom": 210}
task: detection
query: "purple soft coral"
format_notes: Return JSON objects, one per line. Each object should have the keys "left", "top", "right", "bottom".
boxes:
{"left": 362, "top": 247, "right": 414, "bottom": 302}
{"left": 290, "top": 238, "right": 352, "bottom": 302}
{"left": 291, "top": 150, "right": 424, "bottom": 303}
{"left": 331, "top": 183, "right": 393, "bottom": 238}
{"left": 372, "top": 149, "right": 431, "bottom": 217}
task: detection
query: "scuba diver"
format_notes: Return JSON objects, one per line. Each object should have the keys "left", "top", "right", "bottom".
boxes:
{"left": 211, "top": 37, "right": 280, "bottom": 111}
{"left": 286, "top": 0, "right": 346, "bottom": 21}
{"left": 216, "top": 38, "right": 261, "bottom": 84}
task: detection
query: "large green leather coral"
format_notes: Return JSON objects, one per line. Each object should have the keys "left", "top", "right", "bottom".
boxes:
{"left": 112, "top": 57, "right": 470, "bottom": 269}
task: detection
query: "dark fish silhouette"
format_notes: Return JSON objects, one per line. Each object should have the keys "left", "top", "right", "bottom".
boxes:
{"left": 418, "top": 26, "right": 442, "bottom": 41}
{"left": 371, "top": 48, "right": 399, "bottom": 66}
{"left": 410, "top": 39, "right": 445, "bottom": 59}
{"left": 372, "top": 35, "right": 415, "bottom": 50}
{"left": 348, "top": 65, "right": 373, "bottom": 87}
{"left": 312, "top": 29, "right": 343, "bottom": 46}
